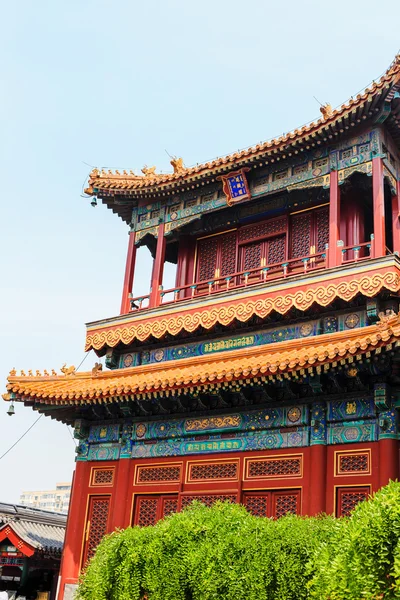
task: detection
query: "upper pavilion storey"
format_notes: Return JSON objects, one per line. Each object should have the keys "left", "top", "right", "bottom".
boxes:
{"left": 85, "top": 53, "right": 400, "bottom": 223}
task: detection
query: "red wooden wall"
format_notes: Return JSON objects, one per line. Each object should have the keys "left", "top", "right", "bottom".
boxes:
{"left": 57, "top": 441, "right": 385, "bottom": 597}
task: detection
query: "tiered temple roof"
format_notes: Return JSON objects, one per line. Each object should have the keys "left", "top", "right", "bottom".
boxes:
{"left": 4, "top": 312, "right": 400, "bottom": 409}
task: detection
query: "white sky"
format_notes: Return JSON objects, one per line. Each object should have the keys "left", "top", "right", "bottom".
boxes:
{"left": 1, "top": 0, "right": 399, "bottom": 503}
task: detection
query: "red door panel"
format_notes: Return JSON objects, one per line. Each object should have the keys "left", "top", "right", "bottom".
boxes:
{"left": 133, "top": 495, "right": 179, "bottom": 526}
{"left": 82, "top": 496, "right": 110, "bottom": 566}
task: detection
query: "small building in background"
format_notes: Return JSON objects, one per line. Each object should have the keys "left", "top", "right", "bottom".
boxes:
{"left": 0, "top": 503, "right": 66, "bottom": 599}
{"left": 19, "top": 484, "right": 71, "bottom": 515}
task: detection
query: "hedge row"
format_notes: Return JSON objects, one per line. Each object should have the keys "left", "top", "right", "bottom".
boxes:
{"left": 78, "top": 481, "right": 400, "bottom": 600}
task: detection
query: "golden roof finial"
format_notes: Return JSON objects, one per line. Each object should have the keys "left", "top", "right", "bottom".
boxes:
{"left": 9, "top": 368, "right": 16, "bottom": 376}
{"left": 61, "top": 364, "right": 76, "bottom": 376}
{"left": 320, "top": 103, "right": 333, "bottom": 119}
{"left": 141, "top": 165, "right": 157, "bottom": 178}
{"left": 170, "top": 156, "right": 186, "bottom": 175}
{"left": 92, "top": 362, "right": 103, "bottom": 376}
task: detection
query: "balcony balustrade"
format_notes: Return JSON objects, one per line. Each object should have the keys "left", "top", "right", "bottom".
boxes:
{"left": 128, "top": 237, "right": 375, "bottom": 312}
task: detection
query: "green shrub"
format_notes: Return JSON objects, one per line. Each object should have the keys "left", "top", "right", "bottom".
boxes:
{"left": 309, "top": 480, "right": 400, "bottom": 600}
{"left": 78, "top": 501, "right": 332, "bottom": 600}
{"left": 78, "top": 482, "right": 400, "bottom": 600}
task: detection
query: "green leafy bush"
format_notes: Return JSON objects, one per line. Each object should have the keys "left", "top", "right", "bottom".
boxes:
{"left": 309, "top": 480, "right": 400, "bottom": 600}
{"left": 77, "top": 482, "right": 400, "bottom": 600}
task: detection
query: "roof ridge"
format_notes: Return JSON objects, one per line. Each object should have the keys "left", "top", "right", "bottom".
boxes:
{"left": 85, "top": 52, "right": 400, "bottom": 194}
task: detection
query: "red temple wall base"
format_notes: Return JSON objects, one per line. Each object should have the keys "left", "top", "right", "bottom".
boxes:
{"left": 57, "top": 440, "right": 397, "bottom": 598}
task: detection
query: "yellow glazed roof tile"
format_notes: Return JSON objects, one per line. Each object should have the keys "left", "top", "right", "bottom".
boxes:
{"left": 4, "top": 313, "right": 400, "bottom": 404}
{"left": 85, "top": 54, "right": 400, "bottom": 194}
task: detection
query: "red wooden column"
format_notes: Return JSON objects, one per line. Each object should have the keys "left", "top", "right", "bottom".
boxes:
{"left": 379, "top": 438, "right": 399, "bottom": 487}
{"left": 57, "top": 462, "right": 90, "bottom": 599}
{"left": 328, "top": 170, "right": 341, "bottom": 268}
{"left": 149, "top": 223, "right": 166, "bottom": 308}
{"left": 308, "top": 401, "right": 327, "bottom": 515}
{"left": 109, "top": 460, "right": 132, "bottom": 530}
{"left": 120, "top": 231, "right": 137, "bottom": 314}
{"left": 392, "top": 180, "right": 400, "bottom": 254}
{"left": 372, "top": 157, "right": 386, "bottom": 258}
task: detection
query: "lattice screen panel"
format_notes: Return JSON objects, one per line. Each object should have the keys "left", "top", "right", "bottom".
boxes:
{"left": 337, "top": 487, "right": 369, "bottom": 517}
{"left": 181, "top": 495, "right": 236, "bottom": 509}
{"left": 239, "top": 217, "right": 286, "bottom": 243}
{"left": 162, "top": 498, "right": 179, "bottom": 517}
{"left": 189, "top": 462, "right": 238, "bottom": 481}
{"left": 290, "top": 213, "right": 311, "bottom": 258}
{"left": 243, "top": 495, "right": 268, "bottom": 517}
{"left": 91, "top": 468, "right": 115, "bottom": 486}
{"left": 197, "top": 238, "right": 218, "bottom": 281}
{"left": 273, "top": 493, "right": 300, "bottom": 518}
{"left": 247, "top": 457, "right": 302, "bottom": 479}
{"left": 242, "top": 241, "right": 262, "bottom": 271}
{"left": 267, "top": 235, "right": 286, "bottom": 265}
{"left": 84, "top": 497, "right": 110, "bottom": 563}
{"left": 220, "top": 233, "right": 237, "bottom": 277}
{"left": 137, "top": 465, "right": 181, "bottom": 483}
{"left": 316, "top": 207, "right": 329, "bottom": 252}
{"left": 337, "top": 453, "right": 369, "bottom": 475}
{"left": 136, "top": 498, "right": 159, "bottom": 527}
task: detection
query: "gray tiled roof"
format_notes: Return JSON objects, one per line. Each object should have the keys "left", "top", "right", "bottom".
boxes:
{"left": 0, "top": 502, "right": 67, "bottom": 553}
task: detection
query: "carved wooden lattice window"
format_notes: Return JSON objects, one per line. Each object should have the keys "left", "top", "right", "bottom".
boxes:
{"left": 247, "top": 457, "right": 302, "bottom": 479}
{"left": 273, "top": 492, "right": 300, "bottom": 518}
{"left": 243, "top": 490, "right": 300, "bottom": 518}
{"left": 316, "top": 207, "right": 329, "bottom": 252}
{"left": 336, "top": 487, "right": 369, "bottom": 517}
{"left": 133, "top": 495, "right": 179, "bottom": 526}
{"left": 91, "top": 468, "right": 115, "bottom": 487}
{"left": 290, "top": 206, "right": 329, "bottom": 259}
{"left": 238, "top": 217, "right": 286, "bottom": 243}
{"left": 290, "top": 213, "right": 311, "bottom": 258}
{"left": 197, "top": 237, "right": 218, "bottom": 281}
{"left": 162, "top": 498, "right": 179, "bottom": 517}
{"left": 337, "top": 452, "right": 370, "bottom": 475}
{"left": 243, "top": 495, "right": 269, "bottom": 517}
{"left": 181, "top": 494, "right": 236, "bottom": 509}
{"left": 189, "top": 462, "right": 238, "bottom": 481}
{"left": 242, "top": 241, "right": 262, "bottom": 271}
{"left": 137, "top": 465, "right": 181, "bottom": 483}
{"left": 196, "top": 232, "right": 237, "bottom": 284}
{"left": 219, "top": 233, "right": 237, "bottom": 277}
{"left": 136, "top": 497, "right": 159, "bottom": 527}
{"left": 267, "top": 235, "right": 286, "bottom": 265}
{"left": 83, "top": 496, "right": 110, "bottom": 565}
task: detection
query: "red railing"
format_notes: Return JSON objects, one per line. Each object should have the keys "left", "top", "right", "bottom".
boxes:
{"left": 127, "top": 238, "right": 378, "bottom": 312}
{"left": 128, "top": 250, "right": 327, "bottom": 311}
{"left": 341, "top": 240, "right": 373, "bottom": 263}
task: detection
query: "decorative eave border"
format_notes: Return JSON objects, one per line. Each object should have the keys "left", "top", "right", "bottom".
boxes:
{"left": 85, "top": 262, "right": 400, "bottom": 351}
{"left": 5, "top": 314, "right": 400, "bottom": 404}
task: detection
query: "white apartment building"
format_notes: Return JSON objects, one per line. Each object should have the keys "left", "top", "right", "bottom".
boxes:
{"left": 19, "top": 482, "right": 71, "bottom": 514}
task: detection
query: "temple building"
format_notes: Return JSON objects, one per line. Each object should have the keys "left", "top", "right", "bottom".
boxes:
{"left": 0, "top": 503, "right": 66, "bottom": 599}
{"left": 3, "top": 54, "right": 400, "bottom": 599}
